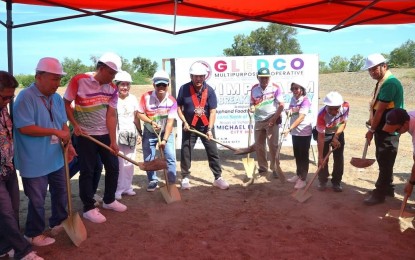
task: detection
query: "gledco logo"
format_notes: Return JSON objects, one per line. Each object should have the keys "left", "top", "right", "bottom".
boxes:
{"left": 192, "top": 60, "right": 212, "bottom": 81}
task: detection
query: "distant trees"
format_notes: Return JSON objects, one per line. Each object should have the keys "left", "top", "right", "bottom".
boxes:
{"left": 388, "top": 40, "right": 415, "bottom": 68}
{"left": 223, "top": 24, "right": 302, "bottom": 56}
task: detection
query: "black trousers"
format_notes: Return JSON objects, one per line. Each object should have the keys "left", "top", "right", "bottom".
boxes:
{"left": 374, "top": 131, "right": 399, "bottom": 195}
{"left": 180, "top": 128, "right": 222, "bottom": 179}
{"left": 292, "top": 135, "right": 312, "bottom": 181}
{"left": 318, "top": 132, "right": 345, "bottom": 185}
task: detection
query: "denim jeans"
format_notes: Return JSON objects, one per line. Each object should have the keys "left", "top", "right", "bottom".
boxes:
{"left": 374, "top": 131, "right": 399, "bottom": 195}
{"left": 318, "top": 132, "right": 345, "bottom": 185}
{"left": 292, "top": 135, "right": 312, "bottom": 180}
{"left": 22, "top": 167, "right": 68, "bottom": 238}
{"left": 77, "top": 134, "right": 119, "bottom": 212}
{"left": 142, "top": 129, "right": 176, "bottom": 184}
{"left": 0, "top": 170, "right": 32, "bottom": 259}
{"left": 180, "top": 127, "right": 221, "bottom": 179}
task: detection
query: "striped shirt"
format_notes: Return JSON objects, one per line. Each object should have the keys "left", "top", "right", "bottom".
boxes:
{"left": 250, "top": 83, "right": 284, "bottom": 122}
{"left": 64, "top": 74, "right": 118, "bottom": 135}
{"left": 316, "top": 102, "right": 349, "bottom": 135}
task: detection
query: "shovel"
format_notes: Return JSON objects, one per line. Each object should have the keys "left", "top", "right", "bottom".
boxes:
{"left": 153, "top": 130, "right": 181, "bottom": 204}
{"left": 62, "top": 143, "right": 87, "bottom": 247}
{"left": 272, "top": 113, "right": 291, "bottom": 182}
{"left": 386, "top": 194, "right": 415, "bottom": 232}
{"left": 81, "top": 133, "right": 167, "bottom": 171}
{"left": 350, "top": 139, "right": 376, "bottom": 168}
{"left": 242, "top": 111, "right": 256, "bottom": 179}
{"left": 292, "top": 147, "right": 335, "bottom": 203}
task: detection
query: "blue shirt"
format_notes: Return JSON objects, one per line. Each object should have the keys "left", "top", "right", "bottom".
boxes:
{"left": 13, "top": 83, "right": 67, "bottom": 178}
{"left": 176, "top": 82, "right": 217, "bottom": 128}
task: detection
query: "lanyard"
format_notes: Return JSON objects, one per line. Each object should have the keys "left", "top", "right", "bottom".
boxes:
{"left": 40, "top": 96, "right": 53, "bottom": 122}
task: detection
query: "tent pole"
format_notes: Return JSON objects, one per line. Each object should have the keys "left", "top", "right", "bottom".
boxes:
{"left": 173, "top": 0, "right": 178, "bottom": 35}
{"left": 6, "top": 0, "right": 13, "bottom": 74}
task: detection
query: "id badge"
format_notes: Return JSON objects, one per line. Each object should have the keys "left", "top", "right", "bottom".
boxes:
{"left": 51, "top": 135, "right": 59, "bottom": 144}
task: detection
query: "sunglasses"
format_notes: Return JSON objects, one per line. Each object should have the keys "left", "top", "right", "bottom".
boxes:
{"left": 156, "top": 83, "right": 167, "bottom": 87}
{"left": 0, "top": 94, "right": 15, "bottom": 101}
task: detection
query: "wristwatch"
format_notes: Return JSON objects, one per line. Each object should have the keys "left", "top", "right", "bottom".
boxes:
{"left": 409, "top": 180, "right": 415, "bottom": 185}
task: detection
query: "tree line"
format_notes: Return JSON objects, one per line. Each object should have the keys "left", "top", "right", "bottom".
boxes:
{"left": 14, "top": 24, "right": 415, "bottom": 87}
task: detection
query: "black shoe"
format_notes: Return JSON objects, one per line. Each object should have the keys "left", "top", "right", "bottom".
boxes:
{"left": 317, "top": 182, "right": 327, "bottom": 191}
{"left": 258, "top": 170, "right": 267, "bottom": 176}
{"left": 332, "top": 184, "right": 343, "bottom": 192}
{"left": 367, "top": 189, "right": 395, "bottom": 198}
{"left": 364, "top": 194, "right": 385, "bottom": 206}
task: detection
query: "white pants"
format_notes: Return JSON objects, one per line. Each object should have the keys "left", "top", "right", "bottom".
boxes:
{"left": 115, "top": 143, "right": 136, "bottom": 197}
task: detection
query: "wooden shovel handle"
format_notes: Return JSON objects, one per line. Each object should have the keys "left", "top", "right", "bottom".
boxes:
{"left": 399, "top": 194, "right": 409, "bottom": 218}
{"left": 302, "top": 147, "right": 336, "bottom": 193}
{"left": 187, "top": 128, "right": 237, "bottom": 151}
{"left": 61, "top": 142, "right": 73, "bottom": 215}
{"left": 80, "top": 133, "right": 144, "bottom": 169}
{"left": 362, "top": 139, "right": 369, "bottom": 159}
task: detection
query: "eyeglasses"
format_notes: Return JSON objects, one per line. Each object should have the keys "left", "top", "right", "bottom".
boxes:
{"left": 0, "top": 94, "right": 15, "bottom": 101}
{"left": 156, "top": 83, "right": 167, "bottom": 87}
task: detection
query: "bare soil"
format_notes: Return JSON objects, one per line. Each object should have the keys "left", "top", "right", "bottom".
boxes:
{"left": 15, "top": 69, "right": 415, "bottom": 259}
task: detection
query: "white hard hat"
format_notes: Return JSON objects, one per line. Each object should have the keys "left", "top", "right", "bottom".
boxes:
{"left": 361, "top": 53, "right": 387, "bottom": 70}
{"left": 114, "top": 70, "right": 132, "bottom": 83}
{"left": 323, "top": 91, "right": 344, "bottom": 106}
{"left": 189, "top": 62, "right": 208, "bottom": 76}
{"left": 152, "top": 70, "right": 170, "bottom": 85}
{"left": 98, "top": 52, "right": 122, "bottom": 72}
{"left": 36, "top": 57, "right": 66, "bottom": 75}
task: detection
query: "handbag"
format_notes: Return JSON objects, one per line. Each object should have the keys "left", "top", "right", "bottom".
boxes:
{"left": 118, "top": 131, "right": 137, "bottom": 148}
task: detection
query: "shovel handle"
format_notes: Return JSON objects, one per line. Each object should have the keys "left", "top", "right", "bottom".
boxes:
{"left": 362, "top": 139, "right": 369, "bottom": 159}
{"left": 302, "top": 147, "right": 336, "bottom": 193}
{"left": 188, "top": 128, "right": 237, "bottom": 151}
{"left": 81, "top": 133, "right": 143, "bottom": 169}
{"left": 399, "top": 194, "right": 409, "bottom": 218}
{"left": 61, "top": 143, "right": 73, "bottom": 215}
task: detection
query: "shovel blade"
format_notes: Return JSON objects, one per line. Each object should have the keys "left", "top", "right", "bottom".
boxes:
{"left": 386, "top": 209, "right": 415, "bottom": 219}
{"left": 160, "top": 184, "right": 181, "bottom": 204}
{"left": 350, "top": 157, "right": 376, "bottom": 168}
{"left": 292, "top": 189, "right": 312, "bottom": 203}
{"left": 63, "top": 213, "right": 87, "bottom": 247}
{"left": 138, "top": 158, "right": 167, "bottom": 171}
{"left": 242, "top": 158, "right": 256, "bottom": 178}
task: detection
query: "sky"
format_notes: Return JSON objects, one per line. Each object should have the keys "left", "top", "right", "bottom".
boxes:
{"left": 0, "top": 3, "right": 414, "bottom": 74}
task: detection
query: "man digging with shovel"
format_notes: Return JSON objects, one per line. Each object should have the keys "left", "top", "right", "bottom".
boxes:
{"left": 249, "top": 67, "right": 284, "bottom": 179}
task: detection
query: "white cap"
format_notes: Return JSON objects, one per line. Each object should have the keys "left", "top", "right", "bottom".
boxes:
{"left": 189, "top": 62, "right": 208, "bottom": 75}
{"left": 152, "top": 70, "right": 170, "bottom": 85}
{"left": 98, "top": 52, "right": 122, "bottom": 72}
{"left": 323, "top": 91, "right": 344, "bottom": 106}
{"left": 36, "top": 57, "right": 66, "bottom": 75}
{"left": 361, "top": 53, "right": 387, "bottom": 70}
{"left": 114, "top": 70, "right": 132, "bottom": 83}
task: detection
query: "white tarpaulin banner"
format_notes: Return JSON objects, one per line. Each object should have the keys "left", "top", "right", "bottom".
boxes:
{"left": 174, "top": 54, "right": 319, "bottom": 149}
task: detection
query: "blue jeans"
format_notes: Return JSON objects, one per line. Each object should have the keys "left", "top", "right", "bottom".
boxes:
{"left": 0, "top": 170, "right": 32, "bottom": 259}
{"left": 77, "top": 134, "right": 119, "bottom": 212}
{"left": 142, "top": 129, "right": 176, "bottom": 184}
{"left": 22, "top": 167, "right": 68, "bottom": 238}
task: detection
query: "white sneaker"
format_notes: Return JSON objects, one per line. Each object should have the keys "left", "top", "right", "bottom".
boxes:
{"left": 93, "top": 194, "right": 103, "bottom": 203}
{"left": 83, "top": 208, "right": 106, "bottom": 223}
{"left": 181, "top": 177, "right": 191, "bottom": 190}
{"left": 21, "top": 251, "right": 44, "bottom": 260}
{"left": 294, "top": 179, "right": 307, "bottom": 189}
{"left": 287, "top": 175, "right": 300, "bottom": 183}
{"left": 123, "top": 190, "right": 136, "bottom": 196}
{"left": 49, "top": 223, "right": 64, "bottom": 236}
{"left": 24, "top": 235, "right": 55, "bottom": 247}
{"left": 213, "top": 177, "right": 230, "bottom": 190}
{"left": 0, "top": 249, "right": 14, "bottom": 258}
{"left": 103, "top": 200, "right": 127, "bottom": 212}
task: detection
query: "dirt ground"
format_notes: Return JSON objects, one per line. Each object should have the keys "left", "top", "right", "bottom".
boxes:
{"left": 13, "top": 69, "right": 415, "bottom": 259}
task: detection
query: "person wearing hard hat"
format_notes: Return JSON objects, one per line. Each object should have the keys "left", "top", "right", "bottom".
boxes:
{"left": 0, "top": 71, "right": 44, "bottom": 260}
{"left": 13, "top": 57, "right": 73, "bottom": 247}
{"left": 283, "top": 81, "right": 313, "bottom": 189}
{"left": 382, "top": 109, "right": 415, "bottom": 199}
{"left": 249, "top": 67, "right": 285, "bottom": 179}
{"left": 138, "top": 70, "right": 177, "bottom": 192}
{"left": 114, "top": 71, "right": 142, "bottom": 199}
{"left": 315, "top": 91, "right": 349, "bottom": 192}
{"left": 362, "top": 53, "right": 404, "bottom": 206}
{"left": 176, "top": 62, "right": 229, "bottom": 190}
{"left": 64, "top": 52, "right": 127, "bottom": 224}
